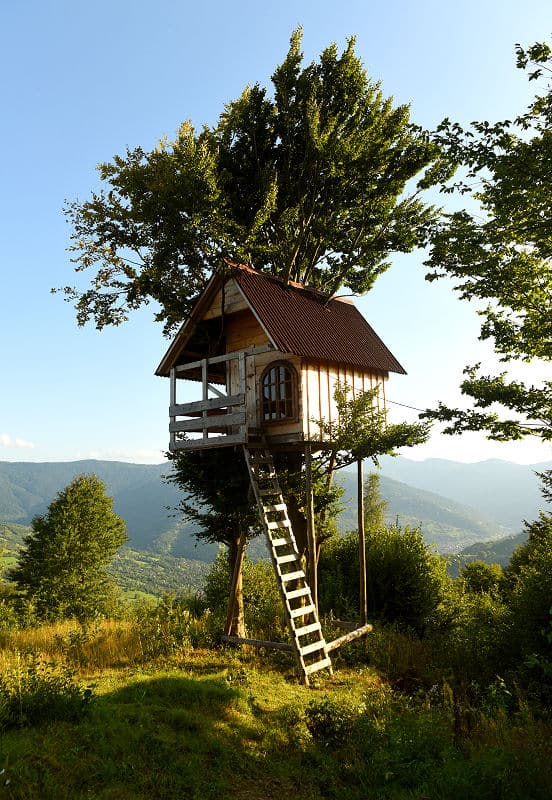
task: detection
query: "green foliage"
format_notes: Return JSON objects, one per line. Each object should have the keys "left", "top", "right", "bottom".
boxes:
{"left": 508, "top": 547, "right": 552, "bottom": 679}
{"left": 434, "top": 589, "right": 511, "bottom": 685}
{"left": 203, "top": 551, "right": 284, "bottom": 640}
{"left": 507, "top": 511, "right": 552, "bottom": 577}
{"left": 318, "top": 523, "right": 452, "bottom": 633}
{"left": 133, "top": 594, "right": 217, "bottom": 658}
{"left": 0, "top": 651, "right": 93, "bottom": 730}
{"left": 167, "top": 448, "right": 258, "bottom": 549}
{"left": 62, "top": 28, "right": 438, "bottom": 333}
{"left": 364, "top": 472, "right": 388, "bottom": 531}
{"left": 424, "top": 39, "right": 552, "bottom": 443}
{"left": 460, "top": 560, "right": 504, "bottom": 597}
{"left": 318, "top": 383, "right": 429, "bottom": 469}
{"left": 305, "top": 694, "right": 365, "bottom": 745}
{"left": 8, "top": 475, "right": 127, "bottom": 622}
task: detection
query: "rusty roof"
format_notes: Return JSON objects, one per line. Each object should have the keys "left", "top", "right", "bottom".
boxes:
{"left": 234, "top": 265, "right": 405, "bottom": 374}
{"left": 156, "top": 263, "right": 406, "bottom": 376}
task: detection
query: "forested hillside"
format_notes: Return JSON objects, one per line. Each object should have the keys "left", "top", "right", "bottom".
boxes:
{"left": 1, "top": 458, "right": 545, "bottom": 565}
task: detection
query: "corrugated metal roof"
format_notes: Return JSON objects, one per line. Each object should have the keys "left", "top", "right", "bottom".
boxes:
{"left": 233, "top": 265, "right": 406, "bottom": 374}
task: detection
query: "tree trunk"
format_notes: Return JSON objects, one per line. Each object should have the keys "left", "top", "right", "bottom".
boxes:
{"left": 226, "top": 534, "right": 246, "bottom": 637}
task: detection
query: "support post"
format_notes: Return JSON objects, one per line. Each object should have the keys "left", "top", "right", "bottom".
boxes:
{"left": 304, "top": 442, "right": 318, "bottom": 612}
{"left": 358, "top": 457, "right": 368, "bottom": 625}
{"left": 224, "top": 529, "right": 247, "bottom": 637}
{"left": 169, "top": 368, "right": 176, "bottom": 450}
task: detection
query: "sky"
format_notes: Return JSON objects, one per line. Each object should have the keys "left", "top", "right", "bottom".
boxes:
{"left": 1, "top": 0, "right": 550, "bottom": 466}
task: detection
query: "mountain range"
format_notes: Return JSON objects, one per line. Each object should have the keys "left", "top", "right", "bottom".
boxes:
{"left": 0, "top": 456, "right": 549, "bottom": 593}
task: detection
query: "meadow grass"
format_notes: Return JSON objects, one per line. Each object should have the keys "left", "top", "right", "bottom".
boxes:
{"left": 0, "top": 623, "right": 550, "bottom": 800}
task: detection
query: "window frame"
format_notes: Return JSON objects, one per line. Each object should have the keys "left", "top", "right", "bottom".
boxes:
{"left": 259, "top": 360, "right": 299, "bottom": 425}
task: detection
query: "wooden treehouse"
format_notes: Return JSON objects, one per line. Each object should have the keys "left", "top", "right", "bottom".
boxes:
{"left": 156, "top": 262, "right": 406, "bottom": 685}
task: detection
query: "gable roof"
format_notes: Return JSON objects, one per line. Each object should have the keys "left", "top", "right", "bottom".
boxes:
{"left": 156, "top": 263, "right": 406, "bottom": 376}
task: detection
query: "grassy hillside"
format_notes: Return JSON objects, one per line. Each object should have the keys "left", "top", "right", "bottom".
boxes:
{"left": 0, "top": 520, "right": 209, "bottom": 595}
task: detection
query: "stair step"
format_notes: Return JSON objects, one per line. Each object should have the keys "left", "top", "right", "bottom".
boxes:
{"left": 286, "top": 586, "right": 310, "bottom": 600}
{"left": 299, "top": 640, "right": 326, "bottom": 657}
{"left": 244, "top": 445, "right": 333, "bottom": 685}
{"left": 276, "top": 553, "right": 297, "bottom": 565}
{"left": 294, "top": 622, "right": 321, "bottom": 638}
{"left": 271, "top": 537, "right": 290, "bottom": 548}
{"left": 267, "top": 519, "right": 291, "bottom": 530}
{"left": 304, "top": 657, "right": 332, "bottom": 676}
{"left": 289, "top": 603, "right": 315, "bottom": 619}
{"left": 281, "top": 570, "right": 305, "bottom": 583}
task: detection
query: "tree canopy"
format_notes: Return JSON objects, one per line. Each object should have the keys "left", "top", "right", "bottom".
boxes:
{"left": 423, "top": 39, "right": 552, "bottom": 445}
{"left": 9, "top": 475, "right": 127, "bottom": 622}
{"left": 62, "top": 28, "right": 439, "bottom": 334}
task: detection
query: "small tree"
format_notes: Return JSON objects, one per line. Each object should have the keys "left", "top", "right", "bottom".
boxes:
{"left": 9, "top": 475, "right": 127, "bottom": 622}
{"left": 167, "top": 448, "right": 258, "bottom": 637}
{"left": 364, "top": 472, "right": 389, "bottom": 531}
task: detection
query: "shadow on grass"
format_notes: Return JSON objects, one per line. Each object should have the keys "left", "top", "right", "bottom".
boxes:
{"left": 0, "top": 671, "right": 305, "bottom": 800}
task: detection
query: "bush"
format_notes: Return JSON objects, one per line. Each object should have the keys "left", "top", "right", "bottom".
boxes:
{"left": 0, "top": 651, "right": 93, "bottom": 729}
{"left": 432, "top": 589, "right": 510, "bottom": 686}
{"left": 318, "top": 525, "right": 453, "bottom": 634}
{"left": 305, "top": 695, "right": 365, "bottom": 745}
{"left": 203, "top": 551, "right": 284, "bottom": 639}
{"left": 460, "top": 560, "right": 504, "bottom": 597}
{"left": 134, "top": 594, "right": 217, "bottom": 658}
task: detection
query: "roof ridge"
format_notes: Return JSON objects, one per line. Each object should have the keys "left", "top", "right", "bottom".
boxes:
{"left": 225, "top": 259, "right": 331, "bottom": 303}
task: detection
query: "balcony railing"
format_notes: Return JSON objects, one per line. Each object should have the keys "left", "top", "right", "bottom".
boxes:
{"left": 168, "top": 346, "right": 272, "bottom": 451}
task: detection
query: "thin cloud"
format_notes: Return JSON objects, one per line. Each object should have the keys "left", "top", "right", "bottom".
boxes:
{"left": 0, "top": 433, "right": 35, "bottom": 449}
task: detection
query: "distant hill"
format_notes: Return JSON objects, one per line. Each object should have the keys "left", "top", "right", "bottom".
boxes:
{"left": 378, "top": 456, "right": 551, "bottom": 530}
{"left": 0, "top": 457, "right": 539, "bottom": 560}
{"left": 337, "top": 471, "right": 510, "bottom": 553}
{"left": 1, "top": 457, "right": 547, "bottom": 596}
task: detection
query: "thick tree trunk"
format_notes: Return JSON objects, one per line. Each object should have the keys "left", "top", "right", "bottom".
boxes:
{"left": 226, "top": 533, "right": 246, "bottom": 638}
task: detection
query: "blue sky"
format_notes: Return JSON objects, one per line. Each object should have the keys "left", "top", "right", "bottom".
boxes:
{"left": 1, "top": 0, "right": 550, "bottom": 465}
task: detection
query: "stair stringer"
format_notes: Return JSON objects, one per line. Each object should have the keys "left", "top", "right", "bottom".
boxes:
{"left": 243, "top": 446, "right": 333, "bottom": 686}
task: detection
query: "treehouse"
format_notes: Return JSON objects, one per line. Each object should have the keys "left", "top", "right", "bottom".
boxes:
{"left": 156, "top": 262, "right": 405, "bottom": 450}
{"left": 156, "top": 262, "right": 406, "bottom": 684}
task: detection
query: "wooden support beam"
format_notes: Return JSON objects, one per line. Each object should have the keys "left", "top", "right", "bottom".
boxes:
{"left": 326, "top": 623, "right": 373, "bottom": 653}
{"left": 173, "top": 344, "right": 274, "bottom": 374}
{"left": 304, "top": 442, "right": 318, "bottom": 612}
{"left": 169, "top": 433, "right": 246, "bottom": 450}
{"left": 358, "top": 457, "right": 368, "bottom": 625}
{"left": 221, "top": 635, "right": 293, "bottom": 652}
{"left": 224, "top": 530, "right": 247, "bottom": 637}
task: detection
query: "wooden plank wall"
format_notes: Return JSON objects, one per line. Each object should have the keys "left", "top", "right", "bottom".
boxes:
{"left": 302, "top": 361, "right": 388, "bottom": 442}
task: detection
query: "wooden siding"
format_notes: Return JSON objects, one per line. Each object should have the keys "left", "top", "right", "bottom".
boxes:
{"left": 225, "top": 309, "right": 270, "bottom": 352}
{"left": 202, "top": 279, "right": 249, "bottom": 320}
{"left": 301, "top": 360, "right": 388, "bottom": 442}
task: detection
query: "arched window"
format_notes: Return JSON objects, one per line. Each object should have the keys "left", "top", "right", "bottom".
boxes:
{"left": 261, "top": 362, "right": 297, "bottom": 422}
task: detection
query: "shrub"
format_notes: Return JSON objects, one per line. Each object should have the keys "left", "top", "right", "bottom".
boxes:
{"left": 460, "top": 560, "right": 504, "bottom": 597}
{"left": 203, "top": 551, "right": 284, "bottom": 639}
{"left": 134, "top": 594, "right": 216, "bottom": 658}
{"left": 305, "top": 695, "right": 365, "bottom": 745}
{"left": 318, "top": 525, "right": 453, "bottom": 634}
{"left": 0, "top": 651, "right": 93, "bottom": 729}
{"left": 432, "top": 588, "right": 510, "bottom": 685}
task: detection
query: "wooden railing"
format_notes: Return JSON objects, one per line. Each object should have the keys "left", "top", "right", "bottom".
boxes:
{"left": 168, "top": 346, "right": 273, "bottom": 451}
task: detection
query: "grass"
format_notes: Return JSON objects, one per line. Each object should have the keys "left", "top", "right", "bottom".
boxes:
{"left": 0, "top": 623, "right": 550, "bottom": 799}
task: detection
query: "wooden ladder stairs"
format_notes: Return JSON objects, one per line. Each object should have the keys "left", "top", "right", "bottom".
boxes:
{"left": 243, "top": 446, "right": 333, "bottom": 685}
